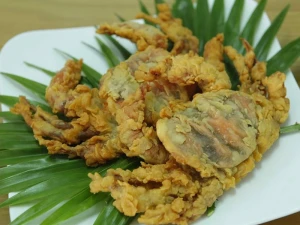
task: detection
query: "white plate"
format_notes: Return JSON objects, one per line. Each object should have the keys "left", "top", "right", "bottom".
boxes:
{"left": 0, "top": 0, "right": 300, "bottom": 224}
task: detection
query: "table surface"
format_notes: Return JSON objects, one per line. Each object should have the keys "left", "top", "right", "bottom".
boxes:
{"left": 0, "top": 0, "right": 299, "bottom": 225}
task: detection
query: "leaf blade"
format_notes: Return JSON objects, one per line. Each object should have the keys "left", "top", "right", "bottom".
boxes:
{"left": 209, "top": 0, "right": 225, "bottom": 38}
{"left": 95, "top": 36, "right": 120, "bottom": 68}
{"left": 255, "top": 4, "right": 290, "bottom": 60}
{"left": 0, "top": 95, "right": 51, "bottom": 112}
{"left": 0, "top": 72, "right": 47, "bottom": 101}
{"left": 224, "top": 0, "right": 245, "bottom": 48}
{"left": 103, "top": 35, "right": 131, "bottom": 60}
{"left": 24, "top": 62, "right": 56, "bottom": 77}
{"left": 239, "top": 0, "right": 267, "bottom": 47}
{"left": 267, "top": 37, "right": 300, "bottom": 75}
{"left": 194, "top": 0, "right": 210, "bottom": 55}
{"left": 172, "top": 0, "right": 194, "bottom": 31}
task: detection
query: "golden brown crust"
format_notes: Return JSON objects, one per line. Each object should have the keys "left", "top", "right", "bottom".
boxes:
{"left": 89, "top": 158, "right": 223, "bottom": 225}
{"left": 136, "top": 3, "right": 199, "bottom": 54}
{"left": 97, "top": 21, "right": 168, "bottom": 51}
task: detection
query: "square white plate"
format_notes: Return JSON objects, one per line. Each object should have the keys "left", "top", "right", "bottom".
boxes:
{"left": 0, "top": 0, "right": 299, "bottom": 224}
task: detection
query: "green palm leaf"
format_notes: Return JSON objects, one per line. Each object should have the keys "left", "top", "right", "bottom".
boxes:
{"left": 172, "top": 0, "right": 194, "bottom": 31}
{"left": 194, "top": 0, "right": 210, "bottom": 55}
{"left": 95, "top": 36, "right": 120, "bottom": 67}
{"left": 280, "top": 123, "right": 300, "bottom": 134}
{"left": 255, "top": 4, "right": 290, "bottom": 60}
{"left": 82, "top": 41, "right": 104, "bottom": 56}
{"left": 10, "top": 186, "right": 88, "bottom": 225}
{"left": 224, "top": 0, "right": 245, "bottom": 48}
{"left": 238, "top": 0, "right": 267, "bottom": 52}
{"left": 24, "top": 62, "right": 56, "bottom": 77}
{"left": 138, "top": 0, "right": 156, "bottom": 26}
{"left": 115, "top": 13, "right": 126, "bottom": 22}
{"left": 209, "top": 0, "right": 225, "bottom": 39}
{"left": 0, "top": 111, "right": 23, "bottom": 122}
{"left": 103, "top": 35, "right": 131, "bottom": 60}
{"left": 0, "top": 95, "right": 51, "bottom": 112}
{"left": 0, "top": 150, "right": 47, "bottom": 166}
{"left": 41, "top": 188, "right": 107, "bottom": 225}
{"left": 0, "top": 122, "right": 32, "bottom": 133}
{"left": 94, "top": 197, "right": 135, "bottom": 225}
{"left": 267, "top": 37, "right": 300, "bottom": 75}
{"left": 0, "top": 72, "right": 47, "bottom": 101}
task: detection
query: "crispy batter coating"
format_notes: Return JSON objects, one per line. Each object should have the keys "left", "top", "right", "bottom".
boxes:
{"left": 88, "top": 35, "right": 290, "bottom": 225}
{"left": 136, "top": 3, "right": 199, "bottom": 54}
{"left": 11, "top": 60, "right": 123, "bottom": 166}
{"left": 204, "top": 33, "right": 225, "bottom": 72}
{"left": 157, "top": 40, "right": 290, "bottom": 185}
{"left": 11, "top": 96, "right": 123, "bottom": 166}
{"left": 157, "top": 90, "right": 258, "bottom": 169}
{"left": 99, "top": 46, "right": 191, "bottom": 164}
{"left": 89, "top": 158, "right": 223, "bottom": 225}
{"left": 10, "top": 14, "right": 290, "bottom": 224}
{"left": 97, "top": 21, "right": 168, "bottom": 51}
{"left": 164, "top": 51, "right": 232, "bottom": 92}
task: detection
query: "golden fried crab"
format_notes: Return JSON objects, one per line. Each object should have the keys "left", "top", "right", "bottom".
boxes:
{"left": 11, "top": 3, "right": 290, "bottom": 225}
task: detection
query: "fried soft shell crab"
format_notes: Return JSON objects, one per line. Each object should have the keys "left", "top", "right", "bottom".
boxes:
{"left": 11, "top": 4, "right": 290, "bottom": 225}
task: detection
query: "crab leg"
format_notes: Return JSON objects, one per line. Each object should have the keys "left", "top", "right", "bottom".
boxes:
{"left": 136, "top": 3, "right": 199, "bottom": 54}
{"left": 89, "top": 158, "right": 223, "bottom": 225}
{"left": 11, "top": 96, "right": 123, "bottom": 166}
{"left": 97, "top": 21, "right": 168, "bottom": 51}
{"left": 203, "top": 33, "right": 225, "bottom": 72}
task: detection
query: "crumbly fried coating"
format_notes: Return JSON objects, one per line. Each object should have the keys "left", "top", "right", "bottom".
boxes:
{"left": 164, "top": 51, "right": 232, "bottom": 92}
{"left": 99, "top": 46, "right": 191, "bottom": 164}
{"left": 10, "top": 96, "right": 123, "bottom": 166}
{"left": 157, "top": 40, "right": 290, "bottom": 185}
{"left": 97, "top": 21, "right": 168, "bottom": 51}
{"left": 136, "top": 3, "right": 199, "bottom": 54}
{"left": 11, "top": 60, "right": 123, "bottom": 166}
{"left": 157, "top": 90, "right": 258, "bottom": 170}
{"left": 9, "top": 16, "right": 290, "bottom": 224}
{"left": 89, "top": 158, "right": 223, "bottom": 225}
{"left": 204, "top": 33, "right": 225, "bottom": 72}
{"left": 88, "top": 35, "right": 290, "bottom": 225}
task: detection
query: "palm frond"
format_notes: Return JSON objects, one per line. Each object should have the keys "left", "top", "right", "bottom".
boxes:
{"left": 82, "top": 41, "right": 104, "bottom": 57}
{"left": 115, "top": 13, "right": 126, "bottom": 22}
{"left": 223, "top": 0, "right": 245, "bottom": 48}
{"left": 238, "top": 0, "right": 267, "bottom": 52}
{"left": 40, "top": 188, "right": 107, "bottom": 225}
{"left": 94, "top": 197, "right": 135, "bottom": 225}
{"left": 209, "top": 0, "right": 225, "bottom": 39}
{"left": 24, "top": 62, "right": 56, "bottom": 77}
{"left": 0, "top": 111, "right": 23, "bottom": 122}
{"left": 95, "top": 36, "right": 120, "bottom": 67}
{"left": 103, "top": 35, "right": 131, "bottom": 60}
{"left": 172, "top": 0, "right": 194, "bottom": 31}
{"left": 267, "top": 37, "right": 300, "bottom": 75}
{"left": 138, "top": 0, "right": 156, "bottom": 26}
{"left": 280, "top": 123, "right": 300, "bottom": 134}
{"left": 194, "top": 0, "right": 210, "bottom": 55}
{"left": 255, "top": 4, "right": 290, "bottom": 60}
{"left": 0, "top": 72, "right": 47, "bottom": 101}
{"left": 0, "top": 95, "right": 51, "bottom": 112}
